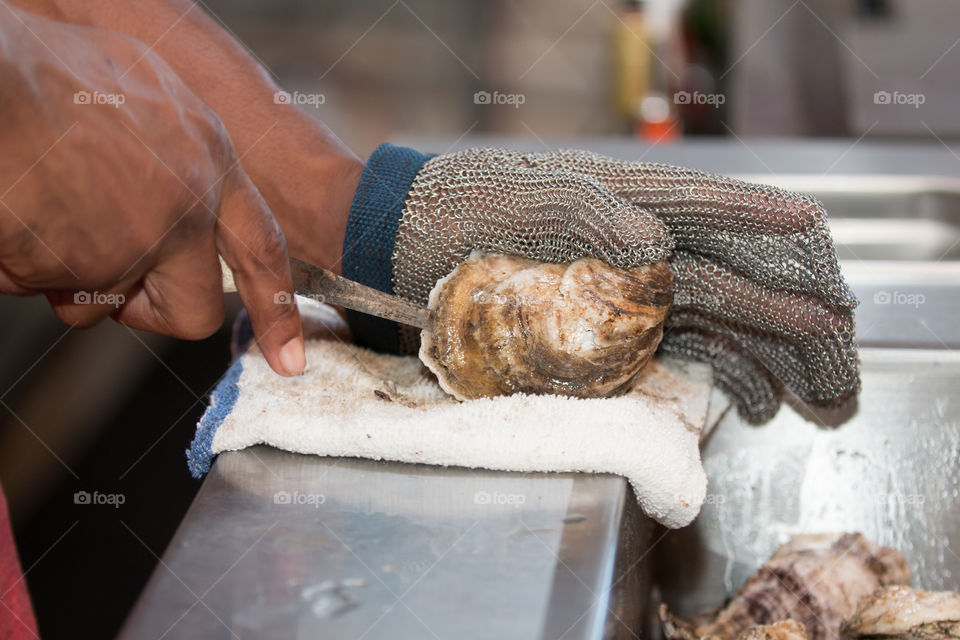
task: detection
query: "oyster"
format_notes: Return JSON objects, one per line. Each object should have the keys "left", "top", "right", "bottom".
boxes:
{"left": 420, "top": 253, "right": 673, "bottom": 400}
{"left": 739, "top": 621, "right": 811, "bottom": 640}
{"left": 841, "top": 586, "right": 960, "bottom": 640}
{"left": 660, "top": 533, "right": 910, "bottom": 640}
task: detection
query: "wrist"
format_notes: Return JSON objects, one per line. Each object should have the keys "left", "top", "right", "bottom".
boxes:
{"left": 232, "top": 109, "right": 363, "bottom": 274}
{"left": 263, "top": 138, "right": 364, "bottom": 275}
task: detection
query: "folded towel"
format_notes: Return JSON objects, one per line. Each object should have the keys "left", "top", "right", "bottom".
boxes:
{"left": 188, "top": 302, "right": 717, "bottom": 528}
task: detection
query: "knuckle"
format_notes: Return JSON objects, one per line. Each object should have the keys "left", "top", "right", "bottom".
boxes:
{"left": 180, "top": 199, "right": 218, "bottom": 238}
{"left": 0, "top": 258, "right": 35, "bottom": 286}
{"left": 189, "top": 106, "right": 234, "bottom": 165}
{"left": 562, "top": 176, "right": 674, "bottom": 267}
{"left": 259, "top": 222, "right": 288, "bottom": 262}
{"left": 569, "top": 173, "right": 608, "bottom": 200}
{"left": 242, "top": 216, "right": 289, "bottom": 273}
{"left": 178, "top": 167, "right": 221, "bottom": 218}
{"left": 621, "top": 209, "right": 674, "bottom": 261}
{"left": 0, "top": 223, "right": 62, "bottom": 286}
{"left": 784, "top": 191, "right": 829, "bottom": 230}
{"left": 204, "top": 110, "right": 232, "bottom": 148}
{"left": 2, "top": 254, "right": 60, "bottom": 288}
{"left": 0, "top": 222, "right": 37, "bottom": 259}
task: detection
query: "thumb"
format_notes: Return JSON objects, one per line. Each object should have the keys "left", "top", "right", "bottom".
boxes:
{"left": 566, "top": 174, "right": 675, "bottom": 268}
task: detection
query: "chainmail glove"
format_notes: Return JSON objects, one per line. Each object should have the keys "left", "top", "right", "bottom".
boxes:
{"left": 342, "top": 144, "right": 859, "bottom": 423}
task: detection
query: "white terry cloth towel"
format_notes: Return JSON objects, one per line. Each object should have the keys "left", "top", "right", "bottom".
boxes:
{"left": 188, "top": 302, "right": 716, "bottom": 529}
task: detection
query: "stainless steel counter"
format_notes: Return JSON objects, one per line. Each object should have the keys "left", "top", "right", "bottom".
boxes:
{"left": 119, "top": 351, "right": 960, "bottom": 639}
{"left": 119, "top": 449, "right": 654, "bottom": 639}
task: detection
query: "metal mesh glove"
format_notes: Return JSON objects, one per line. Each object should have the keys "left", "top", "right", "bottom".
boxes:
{"left": 342, "top": 145, "right": 859, "bottom": 423}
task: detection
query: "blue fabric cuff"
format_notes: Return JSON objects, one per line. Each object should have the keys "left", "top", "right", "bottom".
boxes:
{"left": 342, "top": 143, "right": 432, "bottom": 353}
{"left": 186, "top": 358, "right": 243, "bottom": 478}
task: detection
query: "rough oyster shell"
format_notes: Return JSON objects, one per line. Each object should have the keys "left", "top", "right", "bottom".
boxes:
{"left": 419, "top": 253, "right": 673, "bottom": 401}
{"left": 841, "top": 586, "right": 960, "bottom": 640}
{"left": 739, "top": 621, "right": 812, "bottom": 640}
{"left": 660, "top": 533, "right": 910, "bottom": 640}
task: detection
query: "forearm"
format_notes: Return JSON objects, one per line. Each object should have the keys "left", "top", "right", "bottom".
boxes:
{"left": 0, "top": 8, "right": 29, "bottom": 248}
{"left": 19, "top": 0, "right": 286, "bottom": 144}
{"left": 13, "top": 0, "right": 362, "bottom": 272}
{"left": 0, "top": 6, "right": 74, "bottom": 247}
{"left": 0, "top": 7, "right": 49, "bottom": 150}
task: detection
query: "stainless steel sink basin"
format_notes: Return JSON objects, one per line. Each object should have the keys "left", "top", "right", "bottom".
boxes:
{"left": 741, "top": 175, "right": 960, "bottom": 262}
{"left": 648, "top": 175, "right": 960, "bottom": 637}
{"left": 392, "top": 136, "right": 960, "bottom": 636}
{"left": 739, "top": 175, "right": 960, "bottom": 349}
{"left": 653, "top": 348, "right": 960, "bottom": 629}
{"left": 653, "top": 176, "right": 960, "bottom": 632}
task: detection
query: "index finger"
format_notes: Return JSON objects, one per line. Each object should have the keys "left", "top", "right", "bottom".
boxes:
{"left": 216, "top": 165, "right": 305, "bottom": 377}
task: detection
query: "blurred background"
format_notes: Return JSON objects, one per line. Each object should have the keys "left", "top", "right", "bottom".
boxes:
{"left": 213, "top": 0, "right": 960, "bottom": 151}
{"left": 3, "top": 0, "right": 960, "bottom": 637}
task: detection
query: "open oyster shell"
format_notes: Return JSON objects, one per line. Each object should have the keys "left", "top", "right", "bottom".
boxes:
{"left": 420, "top": 253, "right": 673, "bottom": 401}
{"left": 841, "top": 586, "right": 960, "bottom": 640}
{"left": 739, "top": 621, "right": 812, "bottom": 640}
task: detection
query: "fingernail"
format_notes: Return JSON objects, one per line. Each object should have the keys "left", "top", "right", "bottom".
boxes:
{"left": 278, "top": 336, "right": 306, "bottom": 376}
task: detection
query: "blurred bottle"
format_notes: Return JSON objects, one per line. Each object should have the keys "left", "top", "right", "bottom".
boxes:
{"left": 612, "top": 0, "right": 682, "bottom": 141}
{"left": 675, "top": 0, "right": 728, "bottom": 135}
{"left": 613, "top": 0, "right": 651, "bottom": 120}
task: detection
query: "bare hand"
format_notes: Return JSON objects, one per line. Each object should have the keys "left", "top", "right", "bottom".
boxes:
{"left": 0, "top": 7, "right": 305, "bottom": 375}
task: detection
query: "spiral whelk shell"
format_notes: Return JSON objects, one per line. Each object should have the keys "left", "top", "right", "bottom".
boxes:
{"left": 660, "top": 533, "right": 912, "bottom": 640}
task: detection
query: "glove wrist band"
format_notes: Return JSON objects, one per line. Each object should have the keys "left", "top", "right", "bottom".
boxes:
{"left": 342, "top": 143, "right": 432, "bottom": 352}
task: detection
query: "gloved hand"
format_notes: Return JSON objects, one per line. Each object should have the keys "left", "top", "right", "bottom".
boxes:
{"left": 342, "top": 145, "right": 859, "bottom": 423}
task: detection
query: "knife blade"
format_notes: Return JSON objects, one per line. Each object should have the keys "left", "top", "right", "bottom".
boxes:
{"left": 221, "top": 257, "right": 435, "bottom": 331}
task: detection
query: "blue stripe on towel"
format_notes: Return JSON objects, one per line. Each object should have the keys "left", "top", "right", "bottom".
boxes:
{"left": 186, "top": 359, "right": 244, "bottom": 478}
